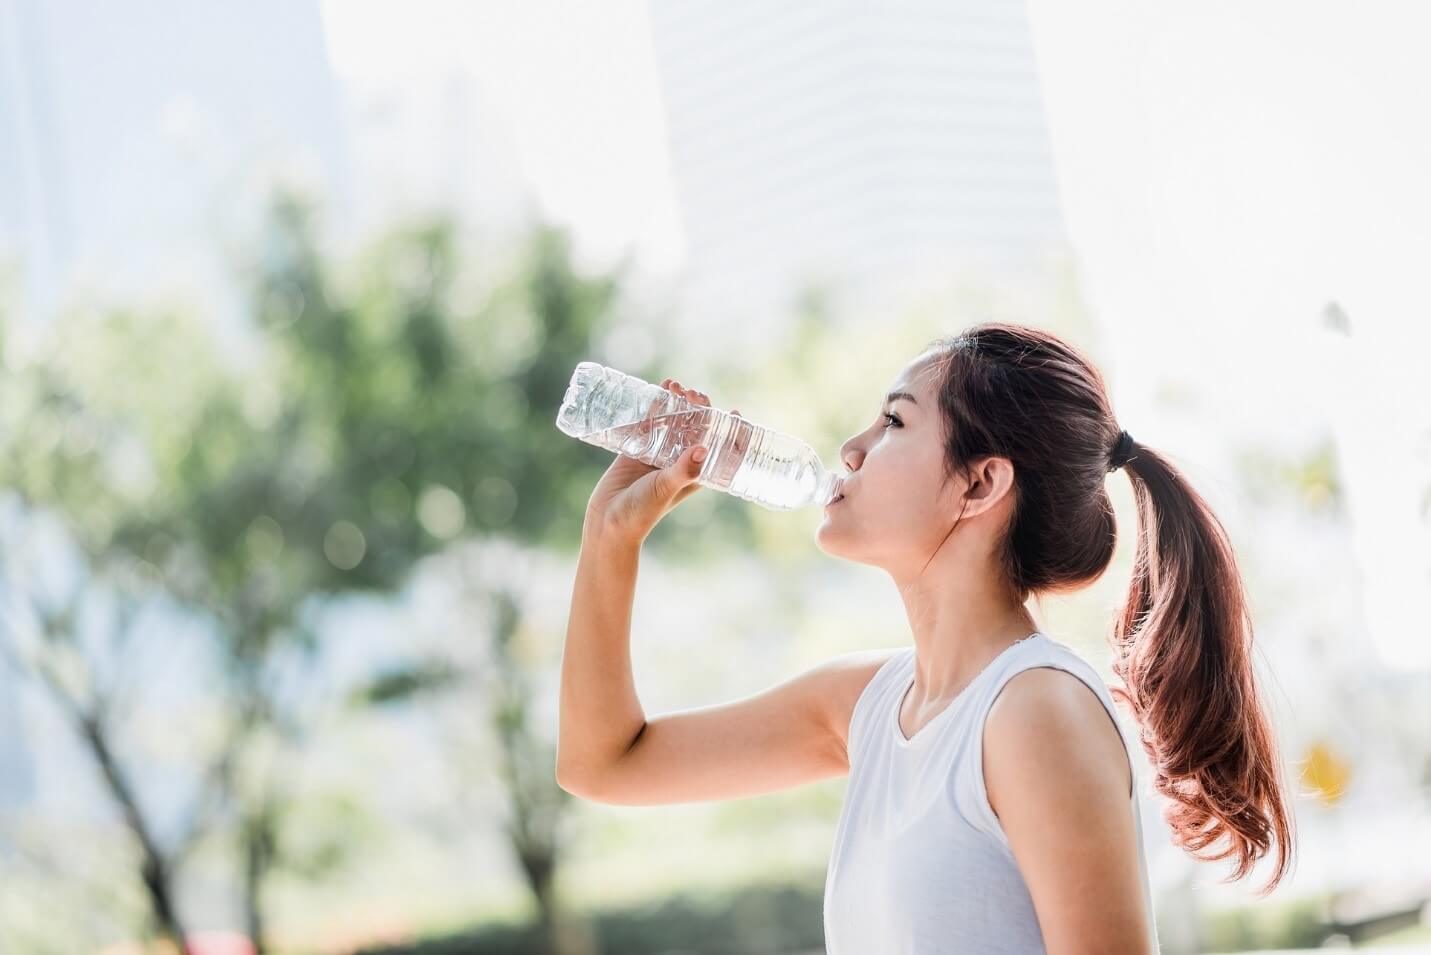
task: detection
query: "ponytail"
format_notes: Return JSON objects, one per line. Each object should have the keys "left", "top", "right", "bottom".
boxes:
{"left": 1109, "top": 441, "right": 1297, "bottom": 895}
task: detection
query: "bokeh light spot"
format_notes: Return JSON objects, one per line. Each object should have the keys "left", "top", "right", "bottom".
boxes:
{"left": 324, "top": 520, "right": 366, "bottom": 570}
{"left": 418, "top": 484, "right": 466, "bottom": 539}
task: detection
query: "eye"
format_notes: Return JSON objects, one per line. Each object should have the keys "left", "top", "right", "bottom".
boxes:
{"left": 882, "top": 412, "right": 902, "bottom": 429}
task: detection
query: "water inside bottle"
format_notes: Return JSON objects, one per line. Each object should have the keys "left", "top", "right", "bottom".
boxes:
{"left": 580, "top": 400, "right": 756, "bottom": 493}
{"left": 558, "top": 365, "right": 841, "bottom": 508}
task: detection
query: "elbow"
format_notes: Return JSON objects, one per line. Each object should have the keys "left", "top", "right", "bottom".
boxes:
{"left": 555, "top": 761, "right": 602, "bottom": 800}
{"left": 555, "top": 726, "right": 644, "bottom": 800}
{"left": 554, "top": 759, "right": 582, "bottom": 795}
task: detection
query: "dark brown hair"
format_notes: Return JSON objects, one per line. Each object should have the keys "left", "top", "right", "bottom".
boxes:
{"left": 924, "top": 321, "right": 1295, "bottom": 896}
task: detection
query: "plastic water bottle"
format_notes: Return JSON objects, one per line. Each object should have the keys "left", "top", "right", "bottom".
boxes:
{"left": 555, "top": 361, "right": 843, "bottom": 511}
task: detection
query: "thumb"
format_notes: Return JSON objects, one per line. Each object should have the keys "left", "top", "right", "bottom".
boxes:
{"left": 658, "top": 444, "right": 707, "bottom": 497}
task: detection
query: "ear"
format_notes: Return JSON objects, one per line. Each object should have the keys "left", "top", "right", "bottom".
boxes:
{"left": 960, "top": 455, "right": 1017, "bottom": 518}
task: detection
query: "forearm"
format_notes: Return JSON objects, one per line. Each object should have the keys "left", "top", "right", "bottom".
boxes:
{"left": 556, "top": 525, "right": 647, "bottom": 786}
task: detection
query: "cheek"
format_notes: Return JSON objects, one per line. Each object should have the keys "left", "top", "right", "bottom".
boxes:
{"left": 843, "top": 469, "right": 926, "bottom": 522}
{"left": 872, "top": 460, "right": 948, "bottom": 524}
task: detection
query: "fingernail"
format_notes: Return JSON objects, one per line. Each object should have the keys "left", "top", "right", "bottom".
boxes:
{"left": 693, "top": 447, "right": 707, "bottom": 462}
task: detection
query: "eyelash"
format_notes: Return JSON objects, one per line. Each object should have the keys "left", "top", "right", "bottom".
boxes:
{"left": 882, "top": 412, "right": 902, "bottom": 429}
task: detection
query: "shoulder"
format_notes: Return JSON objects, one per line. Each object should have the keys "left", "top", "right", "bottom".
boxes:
{"left": 983, "top": 664, "right": 1133, "bottom": 812}
{"left": 977, "top": 663, "right": 1154, "bottom": 951}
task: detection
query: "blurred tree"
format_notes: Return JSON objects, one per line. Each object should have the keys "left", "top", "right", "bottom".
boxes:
{"left": 0, "top": 305, "right": 229, "bottom": 952}
{"left": 227, "top": 192, "right": 654, "bottom": 953}
{"left": 0, "top": 187, "right": 703, "bottom": 953}
{"left": 143, "top": 191, "right": 655, "bottom": 953}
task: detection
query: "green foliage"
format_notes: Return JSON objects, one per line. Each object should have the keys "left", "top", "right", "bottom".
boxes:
{"left": 1200, "top": 894, "right": 1329, "bottom": 951}
{"left": 348, "top": 660, "right": 463, "bottom": 707}
{"left": 1, "top": 185, "right": 670, "bottom": 656}
{"left": 355, "top": 878, "right": 826, "bottom": 955}
{"left": 277, "top": 790, "right": 382, "bottom": 881}
{"left": 0, "top": 185, "right": 692, "bottom": 946}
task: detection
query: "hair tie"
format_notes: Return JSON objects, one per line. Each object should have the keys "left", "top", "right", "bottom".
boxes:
{"left": 1108, "top": 429, "right": 1135, "bottom": 472}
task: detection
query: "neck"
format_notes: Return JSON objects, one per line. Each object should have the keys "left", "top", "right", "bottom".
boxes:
{"left": 894, "top": 569, "right": 1040, "bottom": 704}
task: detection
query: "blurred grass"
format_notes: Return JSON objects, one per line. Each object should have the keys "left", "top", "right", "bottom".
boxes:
{"left": 1364, "top": 922, "right": 1431, "bottom": 946}
{"left": 1202, "top": 895, "right": 1329, "bottom": 951}
{"left": 355, "top": 876, "right": 828, "bottom": 955}
{"left": 334, "top": 881, "right": 1431, "bottom": 955}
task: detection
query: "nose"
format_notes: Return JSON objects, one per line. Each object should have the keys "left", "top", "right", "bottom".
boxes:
{"left": 840, "top": 437, "right": 863, "bottom": 475}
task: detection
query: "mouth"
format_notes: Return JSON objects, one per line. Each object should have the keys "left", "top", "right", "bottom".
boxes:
{"left": 825, "top": 493, "right": 846, "bottom": 508}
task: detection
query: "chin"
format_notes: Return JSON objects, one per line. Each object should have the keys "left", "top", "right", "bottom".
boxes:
{"left": 814, "top": 521, "right": 866, "bottom": 564}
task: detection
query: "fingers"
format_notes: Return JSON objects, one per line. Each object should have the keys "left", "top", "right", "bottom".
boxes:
{"left": 663, "top": 379, "right": 713, "bottom": 453}
{"left": 662, "top": 378, "right": 710, "bottom": 406}
{"left": 661, "top": 379, "right": 739, "bottom": 476}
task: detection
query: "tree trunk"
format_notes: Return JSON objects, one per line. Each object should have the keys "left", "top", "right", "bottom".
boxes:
{"left": 242, "top": 810, "right": 276, "bottom": 955}
{"left": 79, "top": 714, "right": 190, "bottom": 953}
{"left": 522, "top": 848, "right": 596, "bottom": 955}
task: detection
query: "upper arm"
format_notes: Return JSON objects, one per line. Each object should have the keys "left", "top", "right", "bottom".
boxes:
{"left": 982, "top": 667, "right": 1153, "bottom": 955}
{"left": 563, "top": 647, "right": 899, "bottom": 806}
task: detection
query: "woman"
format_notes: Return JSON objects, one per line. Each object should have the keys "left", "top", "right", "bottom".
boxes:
{"left": 558, "top": 321, "right": 1296, "bottom": 954}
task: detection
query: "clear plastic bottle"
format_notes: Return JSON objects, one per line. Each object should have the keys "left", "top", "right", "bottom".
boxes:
{"left": 555, "top": 361, "right": 843, "bottom": 511}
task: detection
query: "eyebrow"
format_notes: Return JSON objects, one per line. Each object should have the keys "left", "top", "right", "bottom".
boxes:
{"left": 885, "top": 390, "right": 919, "bottom": 407}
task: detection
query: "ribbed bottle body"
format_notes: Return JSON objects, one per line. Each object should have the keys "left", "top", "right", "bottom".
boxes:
{"left": 556, "top": 361, "right": 841, "bottom": 510}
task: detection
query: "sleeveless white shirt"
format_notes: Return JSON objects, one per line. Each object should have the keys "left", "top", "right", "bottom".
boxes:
{"left": 823, "top": 632, "right": 1160, "bottom": 954}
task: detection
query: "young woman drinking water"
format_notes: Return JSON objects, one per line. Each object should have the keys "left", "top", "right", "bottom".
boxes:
{"left": 558, "top": 321, "right": 1296, "bottom": 954}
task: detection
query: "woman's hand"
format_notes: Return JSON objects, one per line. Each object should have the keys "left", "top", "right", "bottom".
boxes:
{"left": 583, "top": 378, "right": 741, "bottom": 546}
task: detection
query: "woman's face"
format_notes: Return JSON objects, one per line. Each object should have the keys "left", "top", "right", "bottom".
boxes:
{"left": 816, "top": 352, "right": 963, "bottom": 571}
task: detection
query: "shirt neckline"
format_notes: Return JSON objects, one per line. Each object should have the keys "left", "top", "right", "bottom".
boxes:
{"left": 891, "top": 632, "right": 1044, "bottom": 747}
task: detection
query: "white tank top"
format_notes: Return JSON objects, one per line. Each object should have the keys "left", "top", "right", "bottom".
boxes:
{"left": 823, "top": 632, "right": 1160, "bottom": 954}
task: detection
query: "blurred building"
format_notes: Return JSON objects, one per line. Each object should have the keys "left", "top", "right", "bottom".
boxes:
{"left": 0, "top": 0, "right": 352, "bottom": 327}
{"left": 336, "top": 65, "right": 535, "bottom": 247}
{"left": 646, "top": 0, "right": 1067, "bottom": 348}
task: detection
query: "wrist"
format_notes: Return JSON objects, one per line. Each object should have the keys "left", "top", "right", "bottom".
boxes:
{"left": 582, "top": 516, "right": 643, "bottom": 554}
